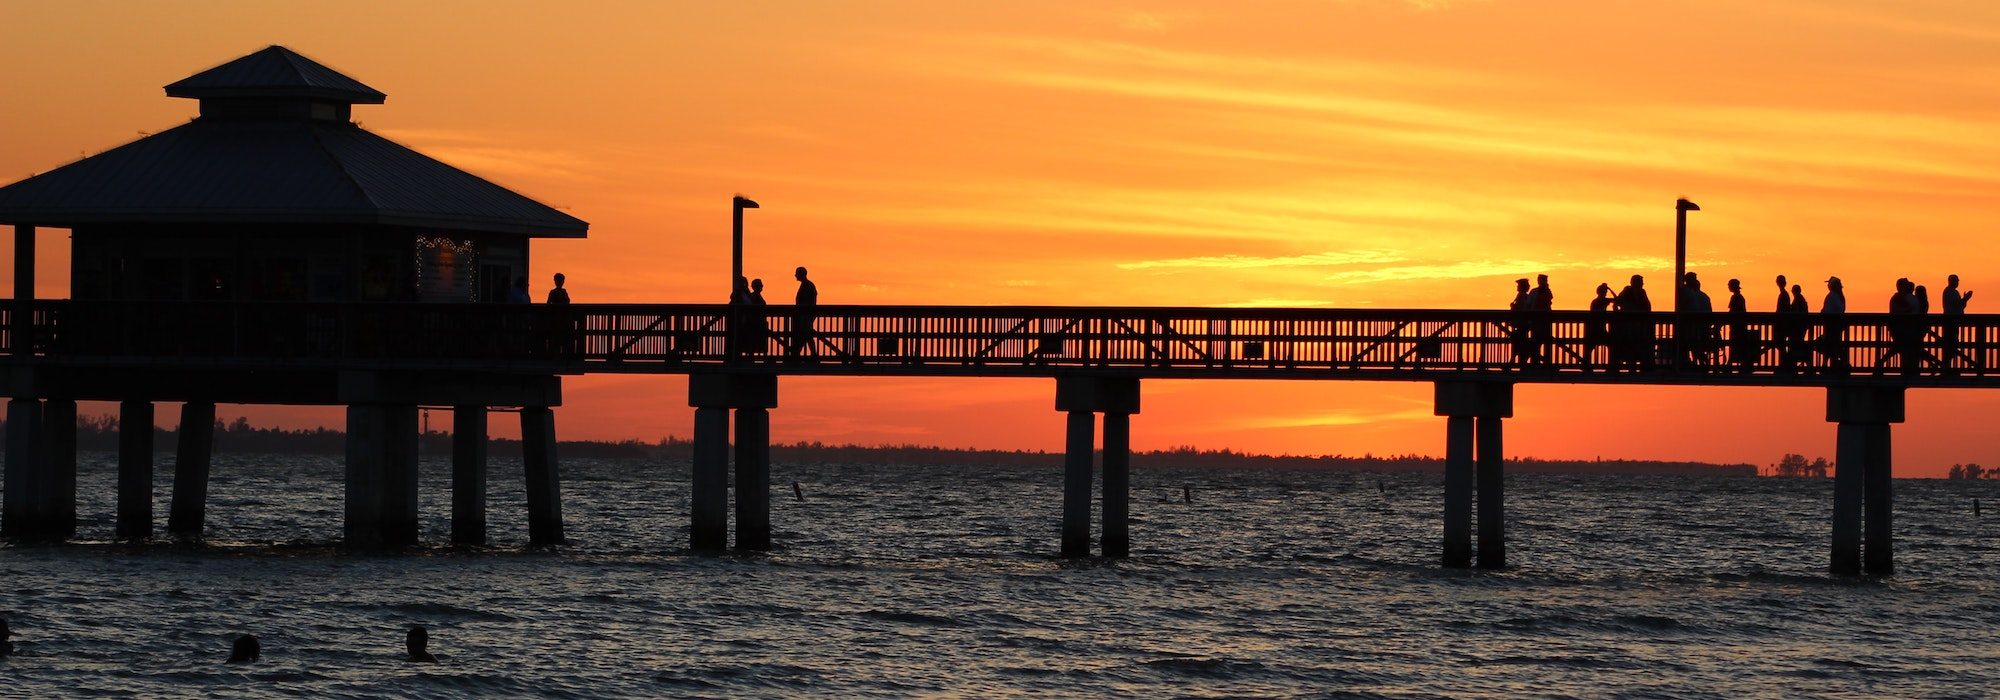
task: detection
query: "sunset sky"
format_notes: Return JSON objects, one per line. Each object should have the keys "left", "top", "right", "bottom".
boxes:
{"left": 4, "top": 1, "right": 1999, "bottom": 476}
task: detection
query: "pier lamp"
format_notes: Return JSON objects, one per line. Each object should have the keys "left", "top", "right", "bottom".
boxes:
{"left": 732, "top": 195, "right": 760, "bottom": 293}
{"left": 1673, "top": 197, "right": 1700, "bottom": 312}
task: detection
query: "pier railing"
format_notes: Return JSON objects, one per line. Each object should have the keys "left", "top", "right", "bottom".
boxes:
{"left": 6, "top": 300, "right": 2000, "bottom": 385}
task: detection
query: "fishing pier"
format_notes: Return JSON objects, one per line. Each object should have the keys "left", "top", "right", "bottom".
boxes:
{"left": 0, "top": 47, "right": 1977, "bottom": 576}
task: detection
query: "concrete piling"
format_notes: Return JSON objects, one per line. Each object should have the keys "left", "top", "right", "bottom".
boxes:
{"left": 689, "top": 406, "right": 729, "bottom": 552}
{"left": 1435, "top": 382, "right": 1512, "bottom": 570}
{"left": 41, "top": 399, "right": 77, "bottom": 540}
{"left": 167, "top": 401, "right": 214, "bottom": 539}
{"left": 381, "top": 404, "right": 420, "bottom": 547}
{"left": 1061, "top": 410, "right": 1095, "bottom": 559}
{"left": 451, "top": 406, "right": 487, "bottom": 545}
{"left": 734, "top": 407, "right": 772, "bottom": 551}
{"left": 1863, "top": 424, "right": 1893, "bottom": 576}
{"left": 1054, "top": 377, "right": 1140, "bottom": 558}
{"left": 687, "top": 374, "right": 778, "bottom": 553}
{"left": 520, "top": 406, "right": 564, "bottom": 546}
{"left": 344, "top": 403, "right": 420, "bottom": 548}
{"left": 1442, "top": 416, "right": 1474, "bottom": 568}
{"left": 1102, "top": 411, "right": 1131, "bottom": 558}
{"left": 116, "top": 400, "right": 154, "bottom": 539}
{"left": 1475, "top": 415, "right": 1505, "bottom": 570}
{"left": 1825, "top": 386, "right": 1902, "bottom": 576}
{"left": 3, "top": 398, "right": 44, "bottom": 538}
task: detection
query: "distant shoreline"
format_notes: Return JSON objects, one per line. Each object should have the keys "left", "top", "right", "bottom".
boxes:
{"left": 9, "top": 416, "right": 1758, "bottom": 477}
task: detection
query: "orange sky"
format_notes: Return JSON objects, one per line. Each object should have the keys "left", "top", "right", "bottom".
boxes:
{"left": 4, "top": 1, "right": 1999, "bottom": 476}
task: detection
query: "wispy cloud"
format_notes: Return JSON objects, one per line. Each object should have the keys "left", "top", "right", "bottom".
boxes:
{"left": 1233, "top": 407, "right": 1437, "bottom": 430}
{"left": 1325, "top": 255, "right": 1728, "bottom": 284}
{"left": 1120, "top": 249, "right": 1404, "bottom": 270}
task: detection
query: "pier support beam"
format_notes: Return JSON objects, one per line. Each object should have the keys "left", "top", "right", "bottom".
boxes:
{"left": 734, "top": 408, "right": 772, "bottom": 551}
{"left": 168, "top": 401, "right": 214, "bottom": 539}
{"left": 1055, "top": 377, "right": 1141, "bottom": 558}
{"left": 1442, "top": 416, "right": 1474, "bottom": 568}
{"left": 3, "top": 398, "right": 44, "bottom": 538}
{"left": 1827, "top": 386, "right": 1901, "bottom": 576}
{"left": 687, "top": 374, "right": 778, "bottom": 552}
{"left": 452, "top": 406, "right": 487, "bottom": 545}
{"left": 1102, "top": 411, "right": 1131, "bottom": 558}
{"left": 1061, "top": 410, "right": 1095, "bottom": 558}
{"left": 117, "top": 400, "right": 154, "bottom": 540}
{"left": 1435, "top": 382, "right": 1512, "bottom": 569}
{"left": 344, "top": 404, "right": 419, "bottom": 548}
{"left": 1476, "top": 415, "right": 1504, "bottom": 570}
{"left": 42, "top": 399, "right": 76, "bottom": 540}
{"left": 690, "top": 407, "right": 729, "bottom": 552}
{"left": 520, "top": 406, "right": 564, "bottom": 546}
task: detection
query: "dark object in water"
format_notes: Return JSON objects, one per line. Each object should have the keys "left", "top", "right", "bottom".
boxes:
{"left": 227, "top": 634, "right": 260, "bottom": 663}
{"left": 793, "top": 482, "right": 805, "bottom": 502}
{"left": 406, "top": 625, "right": 437, "bottom": 663}
{"left": 1, "top": 618, "right": 13, "bottom": 657}
{"left": 1183, "top": 486, "right": 1193, "bottom": 504}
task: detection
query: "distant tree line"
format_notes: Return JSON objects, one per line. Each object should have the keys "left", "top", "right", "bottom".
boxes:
{"left": 1771, "top": 453, "right": 1833, "bottom": 478}
{"left": 0, "top": 417, "right": 1760, "bottom": 475}
{"left": 1947, "top": 464, "right": 1998, "bottom": 480}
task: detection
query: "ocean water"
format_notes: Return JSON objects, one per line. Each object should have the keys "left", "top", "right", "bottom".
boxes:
{"left": 2, "top": 453, "right": 1996, "bottom": 698}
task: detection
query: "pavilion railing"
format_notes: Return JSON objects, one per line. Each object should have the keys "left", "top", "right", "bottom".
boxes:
{"left": 5, "top": 300, "right": 1998, "bottom": 381}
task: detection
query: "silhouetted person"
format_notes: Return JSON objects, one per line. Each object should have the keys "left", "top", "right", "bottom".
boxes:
{"left": 1818, "top": 277, "right": 1849, "bottom": 373}
{"left": 1679, "top": 274, "right": 1714, "bottom": 368}
{"left": 406, "top": 626, "right": 437, "bottom": 663}
{"left": 1727, "top": 278, "right": 1755, "bottom": 371}
{"left": 1508, "top": 278, "right": 1533, "bottom": 366}
{"left": 1, "top": 618, "right": 13, "bottom": 657}
{"left": 1887, "top": 278, "right": 1919, "bottom": 374}
{"left": 786, "top": 266, "right": 819, "bottom": 361}
{"left": 1530, "top": 274, "right": 1554, "bottom": 366}
{"left": 1944, "top": 275, "right": 1972, "bottom": 314}
{"left": 1585, "top": 282, "right": 1614, "bottom": 371}
{"left": 1943, "top": 274, "right": 1972, "bottom": 374}
{"left": 1614, "top": 274, "right": 1652, "bottom": 371}
{"left": 1784, "top": 283, "right": 1810, "bottom": 371}
{"left": 728, "top": 276, "right": 754, "bottom": 360}
{"left": 1771, "top": 274, "right": 1795, "bottom": 371}
{"left": 508, "top": 276, "right": 531, "bottom": 304}
{"left": 227, "top": 634, "right": 260, "bottom": 663}
{"left": 546, "top": 273, "right": 570, "bottom": 304}
{"left": 748, "top": 278, "right": 770, "bottom": 356}
{"left": 1916, "top": 284, "right": 1931, "bottom": 314}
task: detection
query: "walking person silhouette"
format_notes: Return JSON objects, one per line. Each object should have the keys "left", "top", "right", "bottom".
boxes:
{"left": 1727, "top": 278, "right": 1755, "bottom": 372}
{"left": 786, "top": 266, "right": 819, "bottom": 362}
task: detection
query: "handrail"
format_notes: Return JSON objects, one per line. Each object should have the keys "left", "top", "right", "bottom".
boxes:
{"left": 3, "top": 299, "right": 1995, "bottom": 385}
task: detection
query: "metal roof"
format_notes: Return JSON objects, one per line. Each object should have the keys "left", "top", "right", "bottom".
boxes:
{"left": 0, "top": 119, "right": 588, "bottom": 237}
{"left": 166, "top": 46, "right": 387, "bottom": 104}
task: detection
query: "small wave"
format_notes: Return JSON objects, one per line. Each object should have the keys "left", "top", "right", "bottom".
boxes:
{"left": 860, "top": 609, "right": 960, "bottom": 626}
{"left": 1141, "top": 656, "right": 1273, "bottom": 679}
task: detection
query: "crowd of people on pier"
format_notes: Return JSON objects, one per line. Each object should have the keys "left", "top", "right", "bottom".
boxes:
{"left": 1508, "top": 272, "right": 1977, "bottom": 375}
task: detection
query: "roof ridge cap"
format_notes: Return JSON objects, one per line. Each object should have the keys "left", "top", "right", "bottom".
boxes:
{"left": 305, "top": 122, "right": 383, "bottom": 212}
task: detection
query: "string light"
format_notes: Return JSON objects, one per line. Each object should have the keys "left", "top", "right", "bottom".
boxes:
{"left": 414, "top": 236, "right": 478, "bottom": 301}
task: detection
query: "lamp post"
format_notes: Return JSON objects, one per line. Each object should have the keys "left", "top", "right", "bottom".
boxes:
{"left": 732, "top": 195, "right": 760, "bottom": 293}
{"left": 1673, "top": 197, "right": 1700, "bottom": 312}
